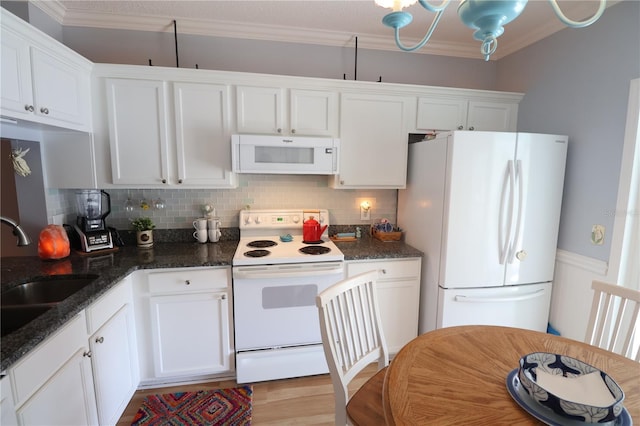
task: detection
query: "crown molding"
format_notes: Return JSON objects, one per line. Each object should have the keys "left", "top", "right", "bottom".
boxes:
{"left": 30, "top": 0, "right": 66, "bottom": 24}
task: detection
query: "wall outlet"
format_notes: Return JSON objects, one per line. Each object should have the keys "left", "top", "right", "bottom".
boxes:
{"left": 360, "top": 205, "right": 371, "bottom": 221}
{"left": 591, "top": 224, "right": 605, "bottom": 245}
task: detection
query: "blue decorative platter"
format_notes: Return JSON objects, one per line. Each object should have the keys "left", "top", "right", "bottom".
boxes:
{"left": 506, "top": 369, "right": 632, "bottom": 426}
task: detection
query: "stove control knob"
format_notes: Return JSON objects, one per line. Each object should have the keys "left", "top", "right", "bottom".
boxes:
{"left": 255, "top": 216, "right": 262, "bottom": 224}
{"left": 292, "top": 216, "right": 300, "bottom": 224}
{"left": 244, "top": 215, "right": 252, "bottom": 225}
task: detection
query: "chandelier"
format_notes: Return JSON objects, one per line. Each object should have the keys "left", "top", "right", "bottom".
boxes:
{"left": 375, "top": 0, "right": 607, "bottom": 60}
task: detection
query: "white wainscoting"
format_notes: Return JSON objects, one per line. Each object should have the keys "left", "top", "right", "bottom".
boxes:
{"left": 549, "top": 250, "right": 608, "bottom": 341}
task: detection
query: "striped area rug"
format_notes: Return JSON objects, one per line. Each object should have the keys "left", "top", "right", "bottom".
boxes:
{"left": 131, "top": 386, "right": 252, "bottom": 426}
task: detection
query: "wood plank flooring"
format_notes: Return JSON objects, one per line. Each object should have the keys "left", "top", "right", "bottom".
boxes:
{"left": 117, "top": 364, "right": 378, "bottom": 425}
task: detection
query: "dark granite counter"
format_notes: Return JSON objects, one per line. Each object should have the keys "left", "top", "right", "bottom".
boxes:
{"left": 1, "top": 234, "right": 421, "bottom": 371}
{"left": 1, "top": 241, "right": 237, "bottom": 371}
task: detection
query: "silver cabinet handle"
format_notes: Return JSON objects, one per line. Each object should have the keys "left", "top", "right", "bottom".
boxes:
{"left": 291, "top": 129, "right": 296, "bottom": 134}
{"left": 468, "top": 126, "right": 475, "bottom": 131}
{"left": 277, "top": 128, "right": 282, "bottom": 133}
{"left": 381, "top": 269, "right": 387, "bottom": 274}
{"left": 457, "top": 125, "right": 464, "bottom": 130}
{"left": 40, "top": 107, "right": 49, "bottom": 114}
{"left": 24, "top": 105, "right": 34, "bottom": 112}
{"left": 83, "top": 350, "right": 92, "bottom": 358}
{"left": 185, "top": 280, "right": 191, "bottom": 285}
{"left": 161, "top": 179, "right": 167, "bottom": 184}
{"left": 178, "top": 179, "right": 183, "bottom": 184}
{"left": 95, "top": 336, "right": 104, "bottom": 344}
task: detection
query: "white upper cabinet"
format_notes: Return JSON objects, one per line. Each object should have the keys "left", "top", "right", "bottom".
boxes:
{"left": 416, "top": 96, "right": 518, "bottom": 132}
{"left": 106, "top": 78, "right": 170, "bottom": 185}
{"left": 174, "top": 82, "right": 235, "bottom": 187}
{"left": 0, "top": 9, "right": 92, "bottom": 131}
{"left": 331, "top": 92, "right": 413, "bottom": 188}
{"left": 236, "top": 85, "right": 338, "bottom": 136}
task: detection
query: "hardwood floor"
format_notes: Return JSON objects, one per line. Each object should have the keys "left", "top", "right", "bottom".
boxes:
{"left": 117, "top": 364, "right": 378, "bottom": 425}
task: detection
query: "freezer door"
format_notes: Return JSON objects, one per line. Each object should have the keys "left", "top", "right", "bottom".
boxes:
{"left": 436, "top": 282, "right": 551, "bottom": 332}
{"left": 440, "top": 131, "right": 516, "bottom": 288}
{"left": 505, "top": 134, "right": 568, "bottom": 285}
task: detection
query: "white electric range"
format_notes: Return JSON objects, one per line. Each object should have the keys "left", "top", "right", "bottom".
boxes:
{"left": 232, "top": 209, "right": 345, "bottom": 383}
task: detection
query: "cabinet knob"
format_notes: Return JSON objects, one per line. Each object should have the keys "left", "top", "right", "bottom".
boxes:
{"left": 381, "top": 269, "right": 387, "bottom": 274}
{"left": 178, "top": 179, "right": 183, "bottom": 184}
{"left": 457, "top": 125, "right": 464, "bottom": 130}
{"left": 83, "top": 350, "right": 92, "bottom": 358}
{"left": 24, "top": 105, "right": 34, "bottom": 112}
{"left": 185, "top": 280, "right": 191, "bottom": 285}
{"left": 221, "top": 294, "right": 226, "bottom": 300}
{"left": 95, "top": 336, "right": 104, "bottom": 344}
{"left": 340, "top": 180, "right": 345, "bottom": 185}
{"left": 161, "top": 179, "right": 167, "bottom": 184}
{"left": 468, "top": 126, "right": 475, "bottom": 131}
{"left": 40, "top": 107, "right": 49, "bottom": 115}
{"left": 291, "top": 129, "right": 296, "bottom": 134}
{"left": 277, "top": 128, "right": 282, "bottom": 133}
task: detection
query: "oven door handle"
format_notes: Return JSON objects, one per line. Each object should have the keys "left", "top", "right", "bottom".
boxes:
{"left": 233, "top": 263, "right": 344, "bottom": 280}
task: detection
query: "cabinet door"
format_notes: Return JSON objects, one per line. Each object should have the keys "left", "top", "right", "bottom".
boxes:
{"left": 236, "top": 86, "right": 283, "bottom": 134}
{"left": 289, "top": 89, "right": 338, "bottom": 136}
{"left": 30, "top": 47, "right": 90, "bottom": 128}
{"left": 1, "top": 376, "right": 18, "bottom": 426}
{"left": 416, "top": 97, "right": 468, "bottom": 131}
{"left": 336, "top": 93, "right": 412, "bottom": 188}
{"left": 0, "top": 28, "right": 33, "bottom": 118}
{"left": 348, "top": 259, "right": 421, "bottom": 354}
{"left": 467, "top": 100, "right": 517, "bottom": 131}
{"left": 149, "top": 291, "right": 231, "bottom": 377}
{"left": 106, "top": 79, "right": 170, "bottom": 185}
{"left": 174, "top": 82, "right": 235, "bottom": 187}
{"left": 15, "top": 350, "right": 97, "bottom": 426}
{"left": 90, "top": 305, "right": 138, "bottom": 426}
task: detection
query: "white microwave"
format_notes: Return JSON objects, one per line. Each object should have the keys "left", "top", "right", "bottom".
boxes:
{"left": 231, "top": 134, "right": 339, "bottom": 175}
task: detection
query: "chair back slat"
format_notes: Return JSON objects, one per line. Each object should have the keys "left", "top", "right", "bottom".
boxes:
{"left": 585, "top": 280, "right": 640, "bottom": 361}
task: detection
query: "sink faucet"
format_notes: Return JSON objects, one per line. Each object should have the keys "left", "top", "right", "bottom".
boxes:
{"left": 0, "top": 216, "right": 32, "bottom": 246}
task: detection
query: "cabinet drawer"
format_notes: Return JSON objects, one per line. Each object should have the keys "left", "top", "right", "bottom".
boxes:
{"left": 347, "top": 258, "right": 421, "bottom": 280}
{"left": 86, "top": 277, "right": 131, "bottom": 335}
{"left": 148, "top": 267, "right": 229, "bottom": 294}
{"left": 10, "top": 312, "right": 87, "bottom": 406}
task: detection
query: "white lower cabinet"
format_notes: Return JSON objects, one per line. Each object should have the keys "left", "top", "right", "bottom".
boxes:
{"left": 10, "top": 311, "right": 99, "bottom": 426}
{"left": 347, "top": 258, "right": 421, "bottom": 354}
{"left": 135, "top": 267, "right": 234, "bottom": 385}
{"left": 86, "top": 278, "right": 138, "bottom": 426}
{"left": 1, "top": 375, "right": 18, "bottom": 426}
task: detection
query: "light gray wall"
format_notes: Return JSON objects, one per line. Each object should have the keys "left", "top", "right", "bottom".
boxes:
{"left": 1, "top": 1, "right": 63, "bottom": 42}
{"left": 496, "top": 0, "right": 640, "bottom": 261}
{"left": 61, "top": 27, "right": 498, "bottom": 90}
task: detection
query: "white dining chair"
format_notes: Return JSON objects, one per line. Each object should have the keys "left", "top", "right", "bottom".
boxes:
{"left": 316, "top": 270, "right": 389, "bottom": 426}
{"left": 585, "top": 279, "right": 640, "bottom": 361}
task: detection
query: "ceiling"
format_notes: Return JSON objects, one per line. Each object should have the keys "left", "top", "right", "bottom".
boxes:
{"left": 32, "top": 0, "right": 615, "bottom": 60}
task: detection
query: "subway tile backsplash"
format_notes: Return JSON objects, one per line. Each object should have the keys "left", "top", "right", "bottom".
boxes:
{"left": 47, "top": 174, "right": 398, "bottom": 231}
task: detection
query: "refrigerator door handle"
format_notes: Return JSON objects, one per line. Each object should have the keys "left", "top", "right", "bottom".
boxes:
{"left": 453, "top": 288, "right": 546, "bottom": 303}
{"left": 499, "top": 160, "right": 515, "bottom": 264}
{"left": 508, "top": 159, "right": 525, "bottom": 263}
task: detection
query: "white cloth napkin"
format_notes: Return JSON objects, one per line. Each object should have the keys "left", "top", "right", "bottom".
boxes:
{"left": 535, "top": 369, "right": 616, "bottom": 406}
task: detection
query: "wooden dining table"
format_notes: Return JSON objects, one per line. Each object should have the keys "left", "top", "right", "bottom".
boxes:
{"left": 382, "top": 325, "right": 639, "bottom": 425}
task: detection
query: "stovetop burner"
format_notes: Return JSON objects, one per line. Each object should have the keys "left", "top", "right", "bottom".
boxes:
{"left": 247, "top": 240, "right": 277, "bottom": 248}
{"left": 302, "top": 240, "right": 324, "bottom": 245}
{"left": 299, "top": 246, "right": 331, "bottom": 255}
{"left": 244, "top": 249, "right": 271, "bottom": 258}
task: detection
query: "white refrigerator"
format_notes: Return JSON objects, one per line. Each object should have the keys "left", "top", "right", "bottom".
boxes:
{"left": 398, "top": 131, "right": 568, "bottom": 333}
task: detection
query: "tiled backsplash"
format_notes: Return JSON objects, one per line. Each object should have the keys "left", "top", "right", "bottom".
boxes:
{"left": 46, "top": 174, "right": 398, "bottom": 230}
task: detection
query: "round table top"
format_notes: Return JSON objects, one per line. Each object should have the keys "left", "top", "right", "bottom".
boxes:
{"left": 383, "top": 325, "right": 640, "bottom": 425}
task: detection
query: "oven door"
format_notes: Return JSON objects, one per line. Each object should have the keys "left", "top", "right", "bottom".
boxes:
{"left": 232, "top": 261, "right": 344, "bottom": 351}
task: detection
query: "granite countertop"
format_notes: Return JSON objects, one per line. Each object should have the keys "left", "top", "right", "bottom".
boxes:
{"left": 1, "top": 235, "right": 421, "bottom": 371}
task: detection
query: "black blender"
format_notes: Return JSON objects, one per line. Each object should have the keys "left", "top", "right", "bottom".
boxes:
{"left": 74, "top": 189, "right": 114, "bottom": 252}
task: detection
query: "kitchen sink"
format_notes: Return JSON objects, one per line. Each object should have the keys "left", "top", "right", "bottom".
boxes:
{"left": 1, "top": 274, "right": 99, "bottom": 306}
{"left": 1, "top": 274, "right": 99, "bottom": 337}
{"left": 1, "top": 305, "right": 53, "bottom": 337}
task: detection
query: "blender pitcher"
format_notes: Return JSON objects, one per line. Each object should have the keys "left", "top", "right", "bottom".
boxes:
{"left": 76, "top": 190, "right": 111, "bottom": 231}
